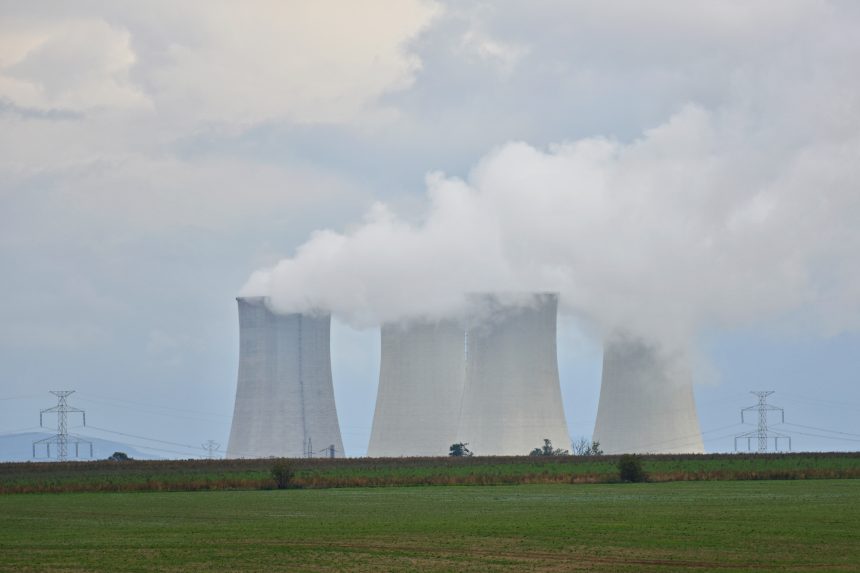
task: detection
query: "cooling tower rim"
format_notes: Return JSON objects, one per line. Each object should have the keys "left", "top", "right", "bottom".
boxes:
{"left": 465, "top": 291, "right": 558, "bottom": 298}
{"left": 235, "top": 296, "right": 331, "bottom": 319}
{"left": 236, "top": 295, "right": 266, "bottom": 302}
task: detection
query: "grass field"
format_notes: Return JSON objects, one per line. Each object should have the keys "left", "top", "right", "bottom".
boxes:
{"left": 0, "top": 480, "right": 857, "bottom": 572}
{"left": 1, "top": 452, "right": 858, "bottom": 493}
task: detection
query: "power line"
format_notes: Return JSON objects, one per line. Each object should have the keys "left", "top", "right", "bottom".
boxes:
{"left": 75, "top": 428, "right": 207, "bottom": 458}
{"left": 702, "top": 423, "right": 750, "bottom": 436}
{"left": 85, "top": 425, "right": 207, "bottom": 452}
{"left": 778, "top": 392, "right": 860, "bottom": 412}
{"left": 82, "top": 426, "right": 272, "bottom": 460}
{"left": 75, "top": 392, "right": 230, "bottom": 422}
{"left": 624, "top": 423, "right": 747, "bottom": 452}
{"left": 779, "top": 430, "right": 860, "bottom": 443}
{"left": 77, "top": 391, "right": 231, "bottom": 418}
{"left": 780, "top": 422, "right": 860, "bottom": 438}
{"left": 91, "top": 439, "right": 207, "bottom": 458}
{"left": 0, "top": 426, "right": 43, "bottom": 435}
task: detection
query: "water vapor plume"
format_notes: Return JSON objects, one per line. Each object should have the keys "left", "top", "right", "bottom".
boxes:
{"left": 242, "top": 103, "right": 860, "bottom": 347}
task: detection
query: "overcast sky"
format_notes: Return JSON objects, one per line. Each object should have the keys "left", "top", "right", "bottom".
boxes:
{"left": 1, "top": 1, "right": 859, "bottom": 458}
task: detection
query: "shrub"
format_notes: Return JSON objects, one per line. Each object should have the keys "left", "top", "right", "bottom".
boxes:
{"left": 449, "top": 443, "right": 473, "bottom": 457}
{"left": 571, "top": 438, "right": 603, "bottom": 456}
{"left": 529, "top": 439, "right": 569, "bottom": 456}
{"left": 271, "top": 460, "right": 295, "bottom": 489}
{"left": 618, "top": 454, "right": 647, "bottom": 482}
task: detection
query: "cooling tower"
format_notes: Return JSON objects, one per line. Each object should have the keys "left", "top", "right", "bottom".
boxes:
{"left": 592, "top": 334, "right": 704, "bottom": 454}
{"left": 456, "top": 293, "right": 571, "bottom": 456}
{"left": 226, "top": 297, "right": 345, "bottom": 458}
{"left": 367, "top": 319, "right": 466, "bottom": 456}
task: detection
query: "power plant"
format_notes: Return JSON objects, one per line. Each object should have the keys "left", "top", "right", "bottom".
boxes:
{"left": 457, "top": 293, "right": 570, "bottom": 456}
{"left": 226, "top": 295, "right": 704, "bottom": 458}
{"left": 368, "top": 293, "right": 570, "bottom": 457}
{"left": 226, "top": 297, "right": 344, "bottom": 458}
{"left": 592, "top": 333, "right": 704, "bottom": 454}
{"left": 367, "top": 319, "right": 466, "bottom": 456}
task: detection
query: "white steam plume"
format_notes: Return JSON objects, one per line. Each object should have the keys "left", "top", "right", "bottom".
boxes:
{"left": 243, "top": 102, "right": 860, "bottom": 344}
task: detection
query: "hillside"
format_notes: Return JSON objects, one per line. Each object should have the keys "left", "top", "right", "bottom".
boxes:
{"left": 0, "top": 432, "right": 164, "bottom": 463}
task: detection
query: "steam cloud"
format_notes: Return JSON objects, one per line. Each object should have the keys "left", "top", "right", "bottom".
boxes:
{"left": 243, "top": 103, "right": 860, "bottom": 346}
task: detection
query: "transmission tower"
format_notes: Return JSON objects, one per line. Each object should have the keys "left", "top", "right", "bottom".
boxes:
{"left": 313, "top": 444, "right": 338, "bottom": 458}
{"left": 202, "top": 440, "right": 221, "bottom": 459}
{"left": 33, "top": 390, "right": 92, "bottom": 461}
{"left": 734, "top": 391, "right": 791, "bottom": 453}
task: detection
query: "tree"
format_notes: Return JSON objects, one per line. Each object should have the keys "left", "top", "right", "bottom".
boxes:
{"left": 572, "top": 437, "right": 603, "bottom": 456}
{"left": 617, "top": 454, "right": 647, "bottom": 482}
{"left": 529, "top": 438, "right": 569, "bottom": 456}
{"left": 271, "top": 459, "right": 295, "bottom": 489}
{"left": 449, "top": 442, "right": 473, "bottom": 457}
{"left": 107, "top": 451, "right": 130, "bottom": 461}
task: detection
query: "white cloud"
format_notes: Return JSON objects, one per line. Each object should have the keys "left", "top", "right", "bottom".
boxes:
{"left": 458, "top": 25, "right": 529, "bottom": 77}
{"left": 138, "top": 0, "right": 439, "bottom": 126}
{"left": 0, "top": 1, "right": 439, "bottom": 126}
{"left": 246, "top": 99, "right": 860, "bottom": 346}
{"left": 0, "top": 18, "right": 148, "bottom": 112}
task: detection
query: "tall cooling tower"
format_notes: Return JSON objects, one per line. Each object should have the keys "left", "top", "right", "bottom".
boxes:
{"left": 592, "top": 334, "right": 704, "bottom": 454}
{"left": 227, "top": 297, "right": 345, "bottom": 458}
{"left": 367, "top": 320, "right": 466, "bottom": 457}
{"left": 456, "top": 293, "right": 570, "bottom": 456}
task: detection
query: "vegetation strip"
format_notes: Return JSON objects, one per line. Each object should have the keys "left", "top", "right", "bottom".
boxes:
{"left": 0, "top": 452, "right": 857, "bottom": 494}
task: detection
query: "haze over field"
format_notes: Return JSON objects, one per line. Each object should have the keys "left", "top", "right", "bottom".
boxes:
{"left": 1, "top": 1, "right": 858, "bottom": 457}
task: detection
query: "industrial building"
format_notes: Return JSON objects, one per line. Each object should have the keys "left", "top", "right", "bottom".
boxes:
{"left": 367, "top": 319, "right": 466, "bottom": 456}
{"left": 457, "top": 293, "right": 570, "bottom": 456}
{"left": 226, "top": 297, "right": 344, "bottom": 458}
{"left": 592, "top": 333, "right": 704, "bottom": 454}
{"left": 368, "top": 293, "right": 571, "bottom": 457}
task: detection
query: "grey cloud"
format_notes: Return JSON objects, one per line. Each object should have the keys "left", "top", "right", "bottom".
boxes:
{"left": 0, "top": 97, "right": 83, "bottom": 121}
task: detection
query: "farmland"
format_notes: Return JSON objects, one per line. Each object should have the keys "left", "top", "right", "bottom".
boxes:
{"left": 0, "top": 480, "right": 857, "bottom": 572}
{"left": 0, "top": 452, "right": 857, "bottom": 493}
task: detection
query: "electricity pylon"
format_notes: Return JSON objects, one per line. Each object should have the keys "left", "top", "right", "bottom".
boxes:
{"left": 33, "top": 390, "right": 92, "bottom": 461}
{"left": 202, "top": 440, "right": 221, "bottom": 459}
{"left": 734, "top": 391, "right": 791, "bottom": 453}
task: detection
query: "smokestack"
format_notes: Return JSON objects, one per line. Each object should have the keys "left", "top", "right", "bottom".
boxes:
{"left": 456, "top": 293, "right": 570, "bottom": 456}
{"left": 592, "top": 333, "right": 704, "bottom": 454}
{"left": 227, "top": 297, "right": 345, "bottom": 458}
{"left": 367, "top": 319, "right": 466, "bottom": 456}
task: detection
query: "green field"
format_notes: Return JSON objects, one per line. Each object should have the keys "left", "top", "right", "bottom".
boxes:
{"left": 0, "top": 480, "right": 857, "bottom": 572}
{"left": 2, "top": 453, "right": 858, "bottom": 493}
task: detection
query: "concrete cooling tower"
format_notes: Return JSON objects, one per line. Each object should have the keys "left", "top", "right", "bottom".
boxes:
{"left": 227, "top": 297, "right": 345, "bottom": 458}
{"left": 368, "top": 293, "right": 570, "bottom": 457}
{"left": 457, "top": 293, "right": 570, "bottom": 456}
{"left": 367, "top": 320, "right": 466, "bottom": 457}
{"left": 592, "top": 334, "right": 704, "bottom": 454}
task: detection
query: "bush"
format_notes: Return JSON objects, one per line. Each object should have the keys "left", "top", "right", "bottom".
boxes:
{"left": 572, "top": 438, "right": 604, "bottom": 456}
{"left": 529, "top": 439, "right": 569, "bottom": 456}
{"left": 618, "top": 454, "right": 647, "bottom": 482}
{"left": 271, "top": 460, "right": 295, "bottom": 489}
{"left": 449, "top": 443, "right": 473, "bottom": 457}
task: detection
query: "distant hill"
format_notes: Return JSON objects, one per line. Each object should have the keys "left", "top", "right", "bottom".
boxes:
{"left": 0, "top": 432, "right": 165, "bottom": 462}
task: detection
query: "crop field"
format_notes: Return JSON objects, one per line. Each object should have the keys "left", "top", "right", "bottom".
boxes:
{"left": 0, "top": 480, "right": 857, "bottom": 572}
{"left": 1, "top": 452, "right": 858, "bottom": 493}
